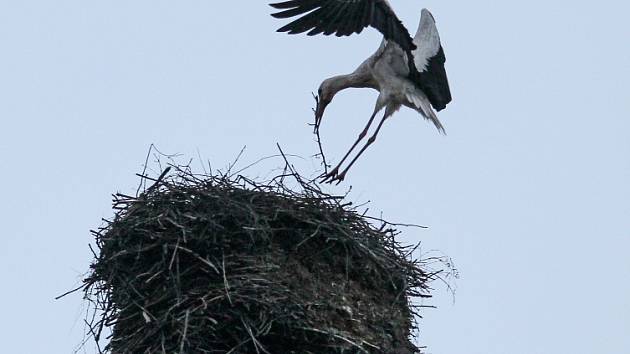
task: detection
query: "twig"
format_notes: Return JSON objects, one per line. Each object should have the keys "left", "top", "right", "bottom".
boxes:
{"left": 55, "top": 284, "right": 85, "bottom": 300}
{"left": 311, "top": 92, "right": 329, "bottom": 174}
{"left": 136, "top": 143, "right": 155, "bottom": 196}
{"left": 84, "top": 319, "right": 103, "bottom": 354}
{"left": 299, "top": 327, "right": 372, "bottom": 353}
{"left": 231, "top": 153, "right": 304, "bottom": 177}
{"left": 179, "top": 310, "right": 190, "bottom": 354}
{"left": 227, "top": 145, "right": 247, "bottom": 175}
{"left": 222, "top": 253, "right": 232, "bottom": 305}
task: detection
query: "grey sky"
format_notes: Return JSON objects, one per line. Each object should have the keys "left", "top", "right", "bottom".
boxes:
{"left": 1, "top": 1, "right": 628, "bottom": 353}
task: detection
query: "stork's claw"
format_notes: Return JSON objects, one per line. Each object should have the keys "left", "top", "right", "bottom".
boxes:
{"left": 320, "top": 167, "right": 346, "bottom": 184}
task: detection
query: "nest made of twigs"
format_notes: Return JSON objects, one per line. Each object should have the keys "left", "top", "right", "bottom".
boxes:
{"left": 81, "top": 164, "right": 438, "bottom": 354}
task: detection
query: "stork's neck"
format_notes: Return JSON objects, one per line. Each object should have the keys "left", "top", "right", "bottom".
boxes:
{"left": 323, "top": 71, "right": 374, "bottom": 95}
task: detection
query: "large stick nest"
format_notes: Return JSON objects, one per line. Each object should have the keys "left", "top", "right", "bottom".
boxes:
{"left": 82, "top": 163, "right": 439, "bottom": 354}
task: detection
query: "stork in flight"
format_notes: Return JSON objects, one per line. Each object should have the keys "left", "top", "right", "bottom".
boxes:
{"left": 270, "top": 0, "right": 452, "bottom": 183}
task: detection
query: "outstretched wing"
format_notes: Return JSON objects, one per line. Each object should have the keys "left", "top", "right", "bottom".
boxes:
{"left": 411, "top": 9, "right": 451, "bottom": 111}
{"left": 270, "top": 0, "right": 416, "bottom": 51}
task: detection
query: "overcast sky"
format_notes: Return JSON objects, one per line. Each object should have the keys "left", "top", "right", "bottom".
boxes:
{"left": 1, "top": 1, "right": 629, "bottom": 353}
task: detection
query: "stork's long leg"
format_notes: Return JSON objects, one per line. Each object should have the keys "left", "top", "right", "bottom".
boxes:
{"left": 322, "top": 100, "right": 385, "bottom": 183}
{"left": 333, "top": 109, "right": 393, "bottom": 183}
{"left": 327, "top": 110, "right": 378, "bottom": 172}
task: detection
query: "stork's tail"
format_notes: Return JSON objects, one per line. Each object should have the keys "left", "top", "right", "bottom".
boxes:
{"left": 406, "top": 91, "right": 446, "bottom": 134}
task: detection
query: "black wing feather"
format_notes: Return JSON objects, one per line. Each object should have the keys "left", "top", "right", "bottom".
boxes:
{"left": 410, "top": 47, "right": 451, "bottom": 111}
{"left": 270, "top": 0, "right": 416, "bottom": 51}
{"left": 408, "top": 10, "right": 452, "bottom": 111}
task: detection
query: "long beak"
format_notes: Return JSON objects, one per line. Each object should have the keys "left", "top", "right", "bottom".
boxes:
{"left": 314, "top": 95, "right": 330, "bottom": 133}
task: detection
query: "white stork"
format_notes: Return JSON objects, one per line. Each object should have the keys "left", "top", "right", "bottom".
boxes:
{"left": 270, "top": 0, "right": 452, "bottom": 183}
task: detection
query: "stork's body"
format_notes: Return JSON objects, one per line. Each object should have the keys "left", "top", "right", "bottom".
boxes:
{"left": 271, "top": 2, "right": 452, "bottom": 183}
{"left": 317, "top": 34, "right": 444, "bottom": 181}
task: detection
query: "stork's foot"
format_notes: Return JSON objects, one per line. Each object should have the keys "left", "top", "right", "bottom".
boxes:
{"left": 320, "top": 167, "right": 346, "bottom": 184}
